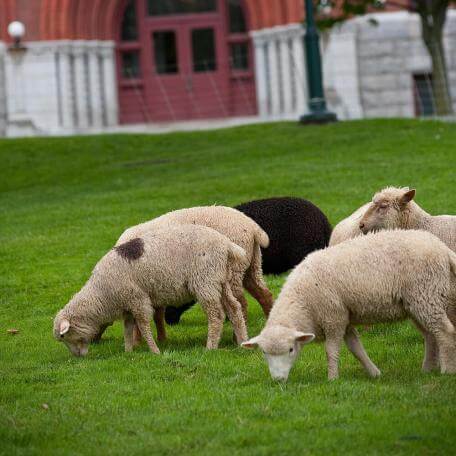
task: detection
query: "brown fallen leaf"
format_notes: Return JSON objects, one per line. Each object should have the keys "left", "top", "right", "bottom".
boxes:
{"left": 7, "top": 329, "right": 19, "bottom": 335}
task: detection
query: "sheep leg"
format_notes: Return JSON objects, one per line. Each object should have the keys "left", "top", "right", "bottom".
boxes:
{"left": 325, "top": 332, "right": 344, "bottom": 380}
{"left": 153, "top": 307, "right": 167, "bottom": 342}
{"left": 234, "top": 290, "right": 248, "bottom": 325}
{"left": 123, "top": 313, "right": 136, "bottom": 352}
{"left": 131, "top": 306, "right": 160, "bottom": 355}
{"left": 130, "top": 324, "right": 142, "bottom": 347}
{"left": 432, "top": 317, "right": 456, "bottom": 374}
{"left": 222, "top": 284, "right": 248, "bottom": 345}
{"left": 411, "top": 301, "right": 456, "bottom": 374}
{"left": 243, "top": 245, "right": 273, "bottom": 316}
{"left": 412, "top": 320, "right": 439, "bottom": 372}
{"left": 344, "top": 326, "right": 381, "bottom": 377}
{"left": 92, "top": 322, "right": 112, "bottom": 343}
{"left": 198, "top": 297, "right": 225, "bottom": 350}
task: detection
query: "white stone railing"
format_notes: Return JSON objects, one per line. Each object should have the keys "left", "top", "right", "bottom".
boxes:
{"left": 251, "top": 24, "right": 308, "bottom": 119}
{"left": 2, "top": 40, "right": 118, "bottom": 137}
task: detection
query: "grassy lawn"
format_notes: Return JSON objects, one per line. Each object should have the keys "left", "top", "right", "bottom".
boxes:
{"left": 1, "top": 119, "right": 456, "bottom": 455}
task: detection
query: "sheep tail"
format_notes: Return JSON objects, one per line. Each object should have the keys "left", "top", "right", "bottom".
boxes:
{"left": 228, "top": 243, "right": 249, "bottom": 267}
{"left": 254, "top": 225, "right": 270, "bottom": 249}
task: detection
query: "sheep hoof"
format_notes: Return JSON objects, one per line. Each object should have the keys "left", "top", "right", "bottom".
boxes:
{"left": 369, "top": 367, "right": 381, "bottom": 378}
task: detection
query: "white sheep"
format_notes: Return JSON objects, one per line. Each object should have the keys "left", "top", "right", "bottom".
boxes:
{"left": 359, "top": 187, "right": 456, "bottom": 252}
{"left": 54, "top": 224, "right": 250, "bottom": 357}
{"left": 116, "top": 206, "right": 273, "bottom": 341}
{"left": 329, "top": 203, "right": 370, "bottom": 246}
{"left": 243, "top": 230, "right": 456, "bottom": 381}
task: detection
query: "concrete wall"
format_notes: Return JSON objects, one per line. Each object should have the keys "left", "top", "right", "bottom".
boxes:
{"left": 354, "top": 10, "right": 456, "bottom": 118}
{"left": 2, "top": 40, "right": 118, "bottom": 137}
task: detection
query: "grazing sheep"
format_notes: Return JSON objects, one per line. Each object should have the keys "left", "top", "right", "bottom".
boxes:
{"left": 117, "top": 206, "right": 273, "bottom": 331}
{"left": 243, "top": 230, "right": 456, "bottom": 381}
{"left": 359, "top": 187, "right": 456, "bottom": 252}
{"left": 329, "top": 203, "right": 370, "bottom": 246}
{"left": 165, "top": 197, "right": 332, "bottom": 325}
{"left": 54, "top": 225, "right": 250, "bottom": 357}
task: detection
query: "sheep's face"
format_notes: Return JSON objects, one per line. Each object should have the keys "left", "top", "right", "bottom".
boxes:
{"left": 54, "top": 317, "right": 90, "bottom": 357}
{"left": 359, "top": 188, "right": 415, "bottom": 234}
{"left": 242, "top": 326, "right": 315, "bottom": 382}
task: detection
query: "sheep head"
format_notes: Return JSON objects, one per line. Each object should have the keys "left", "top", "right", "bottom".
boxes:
{"left": 359, "top": 187, "right": 416, "bottom": 234}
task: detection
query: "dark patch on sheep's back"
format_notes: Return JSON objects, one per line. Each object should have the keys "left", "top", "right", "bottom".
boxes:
{"left": 115, "top": 238, "right": 145, "bottom": 261}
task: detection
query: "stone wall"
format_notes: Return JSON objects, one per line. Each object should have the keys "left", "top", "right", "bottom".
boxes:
{"left": 355, "top": 10, "right": 456, "bottom": 118}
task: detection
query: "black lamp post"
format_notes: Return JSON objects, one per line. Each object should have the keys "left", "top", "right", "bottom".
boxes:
{"left": 300, "top": 0, "right": 337, "bottom": 124}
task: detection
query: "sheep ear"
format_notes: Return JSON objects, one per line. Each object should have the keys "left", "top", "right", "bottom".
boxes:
{"left": 241, "top": 336, "right": 260, "bottom": 349}
{"left": 294, "top": 332, "right": 315, "bottom": 344}
{"left": 400, "top": 189, "right": 415, "bottom": 205}
{"left": 59, "top": 319, "right": 70, "bottom": 335}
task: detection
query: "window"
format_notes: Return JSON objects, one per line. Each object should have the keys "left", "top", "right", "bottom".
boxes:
{"left": 192, "top": 28, "right": 216, "bottom": 72}
{"left": 230, "top": 42, "right": 248, "bottom": 70}
{"left": 148, "top": 0, "right": 216, "bottom": 16}
{"left": 153, "top": 31, "right": 178, "bottom": 74}
{"left": 121, "top": 0, "right": 138, "bottom": 41}
{"left": 228, "top": 0, "right": 246, "bottom": 33}
{"left": 121, "top": 51, "right": 141, "bottom": 78}
{"left": 227, "top": 1, "right": 249, "bottom": 71}
{"left": 413, "top": 74, "right": 435, "bottom": 117}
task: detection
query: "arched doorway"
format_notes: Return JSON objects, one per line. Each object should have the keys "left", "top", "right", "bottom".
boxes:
{"left": 116, "top": 0, "right": 257, "bottom": 123}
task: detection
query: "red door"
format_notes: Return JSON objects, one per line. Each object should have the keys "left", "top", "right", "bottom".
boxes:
{"left": 144, "top": 13, "right": 229, "bottom": 120}
{"left": 117, "top": 0, "right": 257, "bottom": 123}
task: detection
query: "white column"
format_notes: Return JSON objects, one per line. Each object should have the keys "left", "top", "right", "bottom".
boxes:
{"left": 280, "top": 35, "right": 293, "bottom": 115}
{"left": 73, "top": 43, "right": 89, "bottom": 128}
{"left": 292, "top": 32, "right": 307, "bottom": 115}
{"left": 253, "top": 37, "right": 269, "bottom": 117}
{"left": 267, "top": 38, "right": 281, "bottom": 117}
{"left": 101, "top": 43, "right": 118, "bottom": 126}
{"left": 88, "top": 44, "right": 103, "bottom": 128}
{"left": 7, "top": 53, "right": 27, "bottom": 115}
{"left": 59, "top": 46, "right": 76, "bottom": 128}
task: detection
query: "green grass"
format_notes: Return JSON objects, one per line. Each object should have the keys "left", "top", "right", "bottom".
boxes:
{"left": 1, "top": 119, "right": 455, "bottom": 455}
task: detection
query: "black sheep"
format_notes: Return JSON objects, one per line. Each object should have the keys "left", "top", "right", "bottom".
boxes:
{"left": 165, "top": 197, "right": 332, "bottom": 325}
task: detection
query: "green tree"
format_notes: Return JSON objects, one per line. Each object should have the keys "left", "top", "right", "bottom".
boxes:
{"left": 317, "top": 0, "right": 454, "bottom": 115}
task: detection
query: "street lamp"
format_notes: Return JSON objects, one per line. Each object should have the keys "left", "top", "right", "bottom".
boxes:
{"left": 300, "top": 0, "right": 337, "bottom": 124}
{"left": 8, "top": 21, "right": 26, "bottom": 49}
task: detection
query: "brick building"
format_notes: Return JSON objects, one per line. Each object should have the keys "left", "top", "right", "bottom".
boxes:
{"left": 0, "top": 1, "right": 455, "bottom": 136}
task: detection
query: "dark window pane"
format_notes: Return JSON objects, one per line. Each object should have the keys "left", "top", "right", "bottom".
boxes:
{"left": 122, "top": 51, "right": 140, "bottom": 78}
{"left": 192, "top": 28, "right": 216, "bottom": 72}
{"left": 121, "top": 0, "right": 138, "bottom": 41}
{"left": 414, "top": 74, "right": 435, "bottom": 117}
{"left": 148, "top": 0, "right": 216, "bottom": 16}
{"left": 153, "top": 31, "right": 178, "bottom": 74}
{"left": 228, "top": 0, "right": 247, "bottom": 33}
{"left": 230, "top": 42, "right": 248, "bottom": 70}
